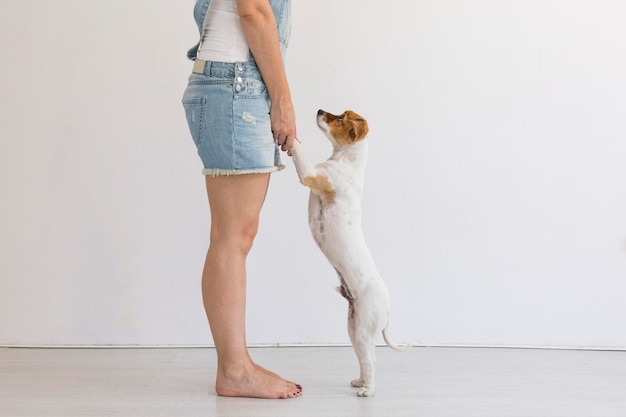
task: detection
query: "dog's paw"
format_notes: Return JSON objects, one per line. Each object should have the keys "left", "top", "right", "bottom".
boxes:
{"left": 350, "top": 378, "right": 364, "bottom": 388}
{"left": 357, "top": 387, "right": 375, "bottom": 397}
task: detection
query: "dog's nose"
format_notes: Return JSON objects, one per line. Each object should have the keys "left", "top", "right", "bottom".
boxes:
{"left": 317, "top": 109, "right": 325, "bottom": 116}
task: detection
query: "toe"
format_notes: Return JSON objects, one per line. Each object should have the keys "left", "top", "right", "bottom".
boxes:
{"left": 357, "top": 387, "right": 374, "bottom": 397}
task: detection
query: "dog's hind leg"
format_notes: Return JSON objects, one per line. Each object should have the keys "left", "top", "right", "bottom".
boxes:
{"left": 347, "top": 314, "right": 377, "bottom": 397}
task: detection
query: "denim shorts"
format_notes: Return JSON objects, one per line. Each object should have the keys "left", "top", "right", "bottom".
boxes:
{"left": 182, "top": 60, "right": 284, "bottom": 176}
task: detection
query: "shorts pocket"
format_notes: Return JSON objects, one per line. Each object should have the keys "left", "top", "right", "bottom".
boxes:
{"left": 182, "top": 97, "right": 206, "bottom": 147}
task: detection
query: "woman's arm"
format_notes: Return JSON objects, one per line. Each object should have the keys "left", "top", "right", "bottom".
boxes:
{"left": 236, "top": 0, "right": 296, "bottom": 151}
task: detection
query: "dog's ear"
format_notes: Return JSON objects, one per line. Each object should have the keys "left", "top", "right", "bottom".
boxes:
{"left": 348, "top": 118, "right": 369, "bottom": 142}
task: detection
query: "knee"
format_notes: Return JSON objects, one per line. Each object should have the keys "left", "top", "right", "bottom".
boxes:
{"left": 236, "top": 224, "right": 258, "bottom": 255}
{"left": 211, "top": 219, "right": 259, "bottom": 256}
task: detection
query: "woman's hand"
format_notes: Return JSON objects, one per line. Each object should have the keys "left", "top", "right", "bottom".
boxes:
{"left": 270, "top": 98, "right": 297, "bottom": 152}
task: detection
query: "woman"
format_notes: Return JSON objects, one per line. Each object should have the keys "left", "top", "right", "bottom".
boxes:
{"left": 182, "top": 0, "right": 301, "bottom": 399}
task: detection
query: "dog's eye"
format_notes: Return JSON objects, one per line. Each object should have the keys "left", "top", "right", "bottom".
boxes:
{"left": 337, "top": 117, "right": 343, "bottom": 123}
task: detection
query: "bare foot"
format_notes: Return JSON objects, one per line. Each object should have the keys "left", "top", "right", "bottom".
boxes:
{"left": 216, "top": 362, "right": 302, "bottom": 399}
{"left": 251, "top": 360, "right": 298, "bottom": 386}
{"left": 244, "top": 351, "right": 300, "bottom": 387}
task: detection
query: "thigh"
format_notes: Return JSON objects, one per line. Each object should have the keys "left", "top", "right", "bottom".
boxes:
{"left": 205, "top": 173, "right": 271, "bottom": 236}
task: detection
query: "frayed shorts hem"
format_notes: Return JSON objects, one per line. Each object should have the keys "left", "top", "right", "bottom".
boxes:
{"left": 202, "top": 164, "right": 285, "bottom": 177}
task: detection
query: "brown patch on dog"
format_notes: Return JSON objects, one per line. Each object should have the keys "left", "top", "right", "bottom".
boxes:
{"left": 303, "top": 175, "right": 336, "bottom": 207}
{"left": 325, "top": 110, "right": 369, "bottom": 147}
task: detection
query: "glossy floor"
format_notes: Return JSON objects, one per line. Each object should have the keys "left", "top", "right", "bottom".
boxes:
{"left": 1, "top": 346, "right": 625, "bottom": 417}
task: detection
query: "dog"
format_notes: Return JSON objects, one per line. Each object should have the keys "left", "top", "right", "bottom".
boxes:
{"left": 290, "top": 109, "right": 408, "bottom": 397}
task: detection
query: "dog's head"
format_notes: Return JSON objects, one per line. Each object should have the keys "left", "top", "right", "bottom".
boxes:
{"left": 316, "top": 109, "right": 369, "bottom": 147}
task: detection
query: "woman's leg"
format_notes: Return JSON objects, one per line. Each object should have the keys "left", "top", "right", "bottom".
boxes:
{"left": 202, "top": 173, "right": 301, "bottom": 399}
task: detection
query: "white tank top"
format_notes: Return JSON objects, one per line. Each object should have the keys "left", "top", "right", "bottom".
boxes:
{"left": 197, "top": 0, "right": 250, "bottom": 63}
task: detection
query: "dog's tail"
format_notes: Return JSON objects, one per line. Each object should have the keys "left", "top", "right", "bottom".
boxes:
{"left": 382, "top": 327, "right": 413, "bottom": 352}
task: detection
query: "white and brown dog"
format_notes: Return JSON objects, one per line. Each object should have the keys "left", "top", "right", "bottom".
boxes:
{"left": 290, "top": 109, "right": 408, "bottom": 397}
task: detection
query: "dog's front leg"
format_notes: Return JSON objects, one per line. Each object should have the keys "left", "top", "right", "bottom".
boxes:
{"left": 289, "top": 141, "right": 318, "bottom": 184}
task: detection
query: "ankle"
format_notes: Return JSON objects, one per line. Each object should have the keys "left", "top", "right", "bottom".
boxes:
{"left": 217, "top": 358, "right": 253, "bottom": 379}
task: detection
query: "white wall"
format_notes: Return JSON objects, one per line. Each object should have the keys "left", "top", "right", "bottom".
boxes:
{"left": 1, "top": 0, "right": 625, "bottom": 349}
